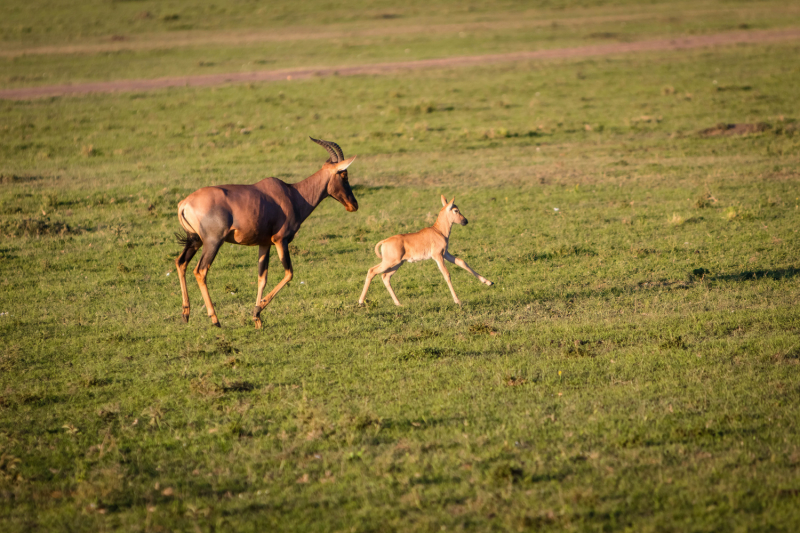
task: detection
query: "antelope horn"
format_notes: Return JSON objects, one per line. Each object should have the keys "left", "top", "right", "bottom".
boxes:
{"left": 309, "top": 137, "right": 344, "bottom": 163}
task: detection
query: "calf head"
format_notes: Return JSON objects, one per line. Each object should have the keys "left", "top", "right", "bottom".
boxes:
{"left": 440, "top": 195, "right": 467, "bottom": 226}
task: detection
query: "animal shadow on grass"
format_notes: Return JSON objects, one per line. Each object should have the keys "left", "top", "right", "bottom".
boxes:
{"left": 710, "top": 267, "right": 800, "bottom": 282}
{"left": 536, "top": 265, "right": 799, "bottom": 305}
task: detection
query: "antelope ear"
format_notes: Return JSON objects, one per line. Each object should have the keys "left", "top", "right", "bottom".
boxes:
{"left": 441, "top": 195, "right": 448, "bottom": 207}
{"left": 334, "top": 156, "right": 356, "bottom": 172}
{"left": 447, "top": 197, "right": 455, "bottom": 210}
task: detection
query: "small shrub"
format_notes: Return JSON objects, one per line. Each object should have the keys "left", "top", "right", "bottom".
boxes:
{"left": 694, "top": 193, "right": 718, "bottom": 208}
{"left": 688, "top": 268, "right": 710, "bottom": 281}
{"left": 469, "top": 323, "right": 497, "bottom": 335}
{"left": 504, "top": 376, "right": 527, "bottom": 387}
{"left": 660, "top": 336, "right": 687, "bottom": 350}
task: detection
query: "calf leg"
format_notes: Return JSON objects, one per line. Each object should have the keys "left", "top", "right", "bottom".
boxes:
{"left": 359, "top": 261, "right": 401, "bottom": 306}
{"left": 176, "top": 233, "right": 201, "bottom": 323}
{"left": 433, "top": 255, "right": 460, "bottom": 305}
{"left": 252, "top": 244, "right": 271, "bottom": 329}
{"left": 444, "top": 251, "right": 493, "bottom": 286}
{"left": 380, "top": 264, "right": 403, "bottom": 306}
{"left": 193, "top": 239, "right": 224, "bottom": 327}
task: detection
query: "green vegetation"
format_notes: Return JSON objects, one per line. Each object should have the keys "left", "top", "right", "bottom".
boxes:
{"left": 2, "top": 0, "right": 800, "bottom": 88}
{"left": 1, "top": 4, "right": 800, "bottom": 531}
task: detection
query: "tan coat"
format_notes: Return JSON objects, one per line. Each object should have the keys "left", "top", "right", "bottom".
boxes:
{"left": 359, "top": 195, "right": 493, "bottom": 306}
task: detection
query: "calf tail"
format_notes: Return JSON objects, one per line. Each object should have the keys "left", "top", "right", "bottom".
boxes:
{"left": 374, "top": 240, "right": 386, "bottom": 259}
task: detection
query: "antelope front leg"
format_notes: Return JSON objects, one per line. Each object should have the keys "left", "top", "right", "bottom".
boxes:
{"left": 254, "top": 239, "right": 293, "bottom": 325}
{"left": 433, "top": 255, "right": 460, "bottom": 305}
{"left": 252, "top": 244, "right": 271, "bottom": 329}
{"left": 444, "top": 251, "right": 493, "bottom": 286}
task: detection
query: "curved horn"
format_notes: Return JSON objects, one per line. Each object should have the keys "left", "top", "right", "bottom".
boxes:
{"left": 309, "top": 137, "right": 344, "bottom": 163}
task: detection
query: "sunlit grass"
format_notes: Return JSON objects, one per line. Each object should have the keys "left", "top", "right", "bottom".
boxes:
{"left": 1, "top": 35, "right": 799, "bottom": 533}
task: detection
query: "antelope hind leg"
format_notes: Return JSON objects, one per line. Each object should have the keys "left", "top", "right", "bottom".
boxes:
{"left": 176, "top": 235, "right": 200, "bottom": 323}
{"left": 194, "top": 239, "right": 224, "bottom": 327}
{"left": 359, "top": 262, "right": 398, "bottom": 306}
{"left": 380, "top": 264, "right": 403, "bottom": 306}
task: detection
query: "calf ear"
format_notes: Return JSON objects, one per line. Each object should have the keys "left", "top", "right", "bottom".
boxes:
{"left": 441, "top": 194, "right": 448, "bottom": 206}
{"left": 335, "top": 156, "right": 357, "bottom": 172}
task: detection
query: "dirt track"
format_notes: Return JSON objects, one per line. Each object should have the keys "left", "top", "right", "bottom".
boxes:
{"left": 2, "top": 28, "right": 798, "bottom": 101}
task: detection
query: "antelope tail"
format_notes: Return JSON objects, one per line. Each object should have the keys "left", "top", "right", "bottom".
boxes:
{"left": 374, "top": 240, "right": 386, "bottom": 258}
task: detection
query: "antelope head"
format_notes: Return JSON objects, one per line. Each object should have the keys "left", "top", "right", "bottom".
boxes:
{"left": 311, "top": 137, "right": 359, "bottom": 212}
{"left": 441, "top": 195, "right": 467, "bottom": 226}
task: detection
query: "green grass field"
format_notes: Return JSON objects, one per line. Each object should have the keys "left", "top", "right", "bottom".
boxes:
{"left": 2, "top": 1, "right": 800, "bottom": 531}
{"left": 3, "top": 0, "right": 800, "bottom": 89}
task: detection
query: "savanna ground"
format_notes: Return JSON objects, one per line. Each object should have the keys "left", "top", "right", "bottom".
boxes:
{"left": 1, "top": 1, "right": 800, "bottom": 531}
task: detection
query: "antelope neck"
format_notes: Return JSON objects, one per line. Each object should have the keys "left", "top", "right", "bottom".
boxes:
{"left": 432, "top": 212, "right": 453, "bottom": 240}
{"left": 290, "top": 168, "right": 331, "bottom": 223}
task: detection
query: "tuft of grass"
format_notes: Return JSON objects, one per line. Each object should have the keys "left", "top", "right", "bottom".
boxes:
{"left": 668, "top": 212, "right": 685, "bottom": 225}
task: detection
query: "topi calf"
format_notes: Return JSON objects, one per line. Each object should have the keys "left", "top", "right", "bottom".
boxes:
{"left": 358, "top": 195, "right": 493, "bottom": 307}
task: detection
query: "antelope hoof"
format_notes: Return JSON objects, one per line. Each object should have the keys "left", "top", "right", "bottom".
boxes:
{"left": 253, "top": 316, "right": 263, "bottom": 329}
{"left": 181, "top": 306, "right": 190, "bottom": 323}
{"left": 182, "top": 314, "right": 189, "bottom": 323}
{"left": 211, "top": 317, "right": 221, "bottom": 328}
{"left": 484, "top": 280, "right": 494, "bottom": 286}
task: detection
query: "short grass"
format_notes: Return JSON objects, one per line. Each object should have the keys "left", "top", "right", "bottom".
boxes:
{"left": 1, "top": 39, "right": 800, "bottom": 531}
{"left": 2, "top": 0, "right": 800, "bottom": 88}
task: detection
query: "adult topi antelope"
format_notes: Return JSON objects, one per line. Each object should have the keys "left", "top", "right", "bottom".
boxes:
{"left": 358, "top": 195, "right": 493, "bottom": 307}
{"left": 176, "top": 137, "right": 358, "bottom": 328}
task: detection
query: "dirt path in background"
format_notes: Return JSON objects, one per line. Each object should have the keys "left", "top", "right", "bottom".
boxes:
{"left": 4, "top": 7, "right": 782, "bottom": 59}
{"left": 2, "top": 28, "right": 798, "bottom": 101}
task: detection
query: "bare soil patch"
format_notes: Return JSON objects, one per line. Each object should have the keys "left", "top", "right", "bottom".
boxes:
{"left": 1, "top": 28, "right": 798, "bottom": 101}
{"left": 0, "top": 8, "right": 773, "bottom": 59}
